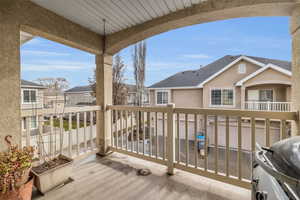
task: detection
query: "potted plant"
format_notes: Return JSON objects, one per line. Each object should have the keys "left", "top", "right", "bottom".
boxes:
{"left": 0, "top": 135, "right": 34, "bottom": 200}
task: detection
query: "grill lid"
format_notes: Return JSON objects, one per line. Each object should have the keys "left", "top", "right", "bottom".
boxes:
{"left": 268, "top": 136, "right": 300, "bottom": 179}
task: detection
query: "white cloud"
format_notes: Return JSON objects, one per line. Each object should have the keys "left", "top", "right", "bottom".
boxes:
{"left": 22, "top": 60, "right": 95, "bottom": 71}
{"left": 22, "top": 50, "right": 71, "bottom": 56}
{"left": 182, "top": 54, "right": 211, "bottom": 59}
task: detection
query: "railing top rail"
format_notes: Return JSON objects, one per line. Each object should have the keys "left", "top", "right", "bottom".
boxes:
{"left": 108, "top": 105, "right": 170, "bottom": 113}
{"left": 21, "top": 105, "right": 102, "bottom": 117}
{"left": 108, "top": 105, "right": 297, "bottom": 121}
{"left": 174, "top": 107, "right": 297, "bottom": 120}
{"left": 244, "top": 101, "right": 292, "bottom": 104}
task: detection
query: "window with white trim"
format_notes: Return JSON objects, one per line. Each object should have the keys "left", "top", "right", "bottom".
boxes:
{"left": 259, "top": 89, "right": 273, "bottom": 102}
{"left": 211, "top": 89, "right": 234, "bottom": 106}
{"left": 238, "top": 63, "right": 246, "bottom": 74}
{"left": 22, "top": 116, "right": 38, "bottom": 130}
{"left": 156, "top": 91, "right": 169, "bottom": 105}
{"left": 23, "top": 89, "right": 37, "bottom": 103}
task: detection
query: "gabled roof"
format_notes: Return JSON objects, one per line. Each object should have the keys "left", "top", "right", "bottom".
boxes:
{"left": 21, "top": 79, "right": 45, "bottom": 89}
{"left": 65, "top": 85, "right": 93, "bottom": 93}
{"left": 236, "top": 64, "right": 292, "bottom": 86}
{"left": 149, "top": 55, "right": 291, "bottom": 89}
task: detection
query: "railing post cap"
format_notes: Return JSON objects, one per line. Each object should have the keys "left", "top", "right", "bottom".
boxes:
{"left": 167, "top": 103, "right": 175, "bottom": 108}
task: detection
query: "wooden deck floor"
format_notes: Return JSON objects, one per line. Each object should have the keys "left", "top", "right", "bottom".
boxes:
{"left": 32, "top": 153, "right": 251, "bottom": 200}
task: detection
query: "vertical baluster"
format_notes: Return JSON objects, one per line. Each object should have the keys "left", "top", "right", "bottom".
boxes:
{"left": 185, "top": 113, "right": 189, "bottom": 167}
{"left": 125, "top": 110, "right": 128, "bottom": 151}
{"left": 214, "top": 115, "right": 218, "bottom": 174}
{"left": 38, "top": 116, "right": 43, "bottom": 159}
{"left": 225, "top": 116, "right": 229, "bottom": 177}
{"left": 84, "top": 112, "right": 87, "bottom": 151}
{"left": 204, "top": 114, "right": 208, "bottom": 171}
{"left": 177, "top": 113, "right": 180, "bottom": 164}
{"left": 237, "top": 117, "right": 242, "bottom": 180}
{"left": 49, "top": 115, "right": 53, "bottom": 158}
{"left": 59, "top": 114, "right": 64, "bottom": 155}
{"left": 251, "top": 117, "right": 256, "bottom": 153}
{"left": 25, "top": 117, "right": 31, "bottom": 147}
{"left": 115, "top": 110, "right": 119, "bottom": 149}
{"left": 155, "top": 112, "right": 158, "bottom": 159}
{"left": 265, "top": 119, "right": 270, "bottom": 147}
{"left": 120, "top": 110, "right": 123, "bottom": 149}
{"left": 194, "top": 114, "right": 198, "bottom": 168}
{"left": 142, "top": 112, "right": 145, "bottom": 155}
{"left": 163, "top": 113, "right": 166, "bottom": 160}
{"left": 280, "top": 120, "right": 287, "bottom": 140}
{"left": 148, "top": 112, "right": 151, "bottom": 156}
{"left": 76, "top": 112, "right": 80, "bottom": 155}
{"left": 136, "top": 111, "right": 140, "bottom": 154}
{"left": 68, "top": 113, "right": 72, "bottom": 157}
{"left": 90, "top": 111, "right": 94, "bottom": 149}
{"left": 131, "top": 111, "right": 133, "bottom": 152}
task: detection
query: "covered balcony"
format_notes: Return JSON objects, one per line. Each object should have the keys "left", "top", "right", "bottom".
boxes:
{"left": 2, "top": 1, "right": 300, "bottom": 200}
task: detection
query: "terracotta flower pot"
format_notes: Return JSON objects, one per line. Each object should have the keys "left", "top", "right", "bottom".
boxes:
{"left": 0, "top": 177, "right": 34, "bottom": 200}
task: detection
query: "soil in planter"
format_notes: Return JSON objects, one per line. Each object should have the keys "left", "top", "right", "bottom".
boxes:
{"left": 32, "top": 157, "right": 70, "bottom": 174}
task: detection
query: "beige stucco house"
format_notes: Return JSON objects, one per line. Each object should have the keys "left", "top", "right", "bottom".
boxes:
{"left": 149, "top": 55, "right": 292, "bottom": 112}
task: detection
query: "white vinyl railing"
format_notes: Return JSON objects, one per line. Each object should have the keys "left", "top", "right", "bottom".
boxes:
{"left": 244, "top": 101, "right": 292, "bottom": 112}
{"left": 21, "top": 106, "right": 101, "bottom": 160}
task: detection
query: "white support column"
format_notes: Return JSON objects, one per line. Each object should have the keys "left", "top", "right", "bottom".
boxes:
{"left": 291, "top": 5, "right": 300, "bottom": 136}
{"left": 0, "top": 21, "right": 21, "bottom": 151}
{"left": 96, "top": 54, "right": 113, "bottom": 155}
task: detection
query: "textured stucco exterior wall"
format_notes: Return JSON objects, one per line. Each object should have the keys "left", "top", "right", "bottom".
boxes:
{"left": 203, "top": 60, "right": 260, "bottom": 109}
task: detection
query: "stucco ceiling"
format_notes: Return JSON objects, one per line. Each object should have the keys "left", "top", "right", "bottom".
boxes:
{"left": 30, "top": 0, "right": 206, "bottom": 35}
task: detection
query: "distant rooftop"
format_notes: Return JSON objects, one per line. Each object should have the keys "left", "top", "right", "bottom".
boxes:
{"left": 65, "top": 85, "right": 93, "bottom": 93}
{"left": 21, "top": 79, "right": 45, "bottom": 88}
{"left": 149, "top": 55, "right": 291, "bottom": 89}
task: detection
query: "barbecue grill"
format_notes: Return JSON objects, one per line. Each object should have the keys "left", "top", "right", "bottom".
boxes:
{"left": 252, "top": 136, "right": 300, "bottom": 200}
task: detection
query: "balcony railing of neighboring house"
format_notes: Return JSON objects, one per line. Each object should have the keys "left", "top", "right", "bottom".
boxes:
{"left": 244, "top": 101, "right": 292, "bottom": 112}
{"left": 21, "top": 104, "right": 298, "bottom": 190}
{"left": 21, "top": 106, "right": 101, "bottom": 160}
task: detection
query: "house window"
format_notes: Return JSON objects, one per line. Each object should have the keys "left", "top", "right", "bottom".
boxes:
{"left": 22, "top": 116, "right": 38, "bottom": 130}
{"left": 156, "top": 91, "right": 169, "bottom": 105}
{"left": 211, "top": 89, "right": 234, "bottom": 106}
{"left": 238, "top": 63, "right": 246, "bottom": 74}
{"left": 259, "top": 90, "right": 273, "bottom": 102}
{"left": 23, "top": 89, "right": 37, "bottom": 103}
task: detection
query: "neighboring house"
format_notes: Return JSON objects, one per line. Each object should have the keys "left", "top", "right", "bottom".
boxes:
{"left": 126, "top": 84, "right": 150, "bottom": 105}
{"left": 64, "top": 85, "right": 95, "bottom": 106}
{"left": 21, "top": 79, "right": 46, "bottom": 132}
{"left": 43, "top": 89, "right": 65, "bottom": 109}
{"left": 149, "top": 55, "right": 292, "bottom": 111}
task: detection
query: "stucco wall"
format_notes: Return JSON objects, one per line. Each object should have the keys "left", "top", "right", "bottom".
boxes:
{"left": 172, "top": 89, "right": 203, "bottom": 108}
{"left": 203, "top": 60, "right": 260, "bottom": 108}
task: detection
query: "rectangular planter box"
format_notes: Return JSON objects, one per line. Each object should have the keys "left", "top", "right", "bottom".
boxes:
{"left": 31, "top": 155, "right": 73, "bottom": 194}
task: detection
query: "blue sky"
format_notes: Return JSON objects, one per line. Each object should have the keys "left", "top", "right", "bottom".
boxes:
{"left": 21, "top": 16, "right": 291, "bottom": 88}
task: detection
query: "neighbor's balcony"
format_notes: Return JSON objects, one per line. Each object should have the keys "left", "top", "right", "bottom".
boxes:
{"left": 20, "top": 105, "right": 297, "bottom": 200}
{"left": 244, "top": 101, "right": 292, "bottom": 112}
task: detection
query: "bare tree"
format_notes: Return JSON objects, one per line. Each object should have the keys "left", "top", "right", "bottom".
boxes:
{"left": 89, "top": 54, "right": 127, "bottom": 105}
{"left": 35, "top": 77, "right": 69, "bottom": 91}
{"left": 133, "top": 40, "right": 147, "bottom": 106}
